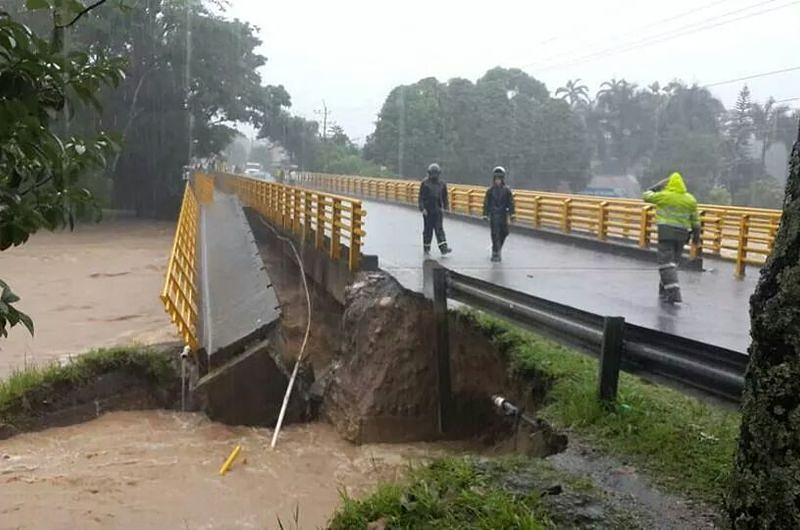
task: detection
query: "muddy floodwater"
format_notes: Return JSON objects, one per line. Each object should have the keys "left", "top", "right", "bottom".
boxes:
{"left": 0, "top": 220, "right": 177, "bottom": 377}
{"left": 0, "top": 410, "right": 461, "bottom": 529}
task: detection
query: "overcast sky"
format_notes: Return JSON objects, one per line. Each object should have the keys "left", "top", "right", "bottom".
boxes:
{"left": 224, "top": 0, "right": 800, "bottom": 143}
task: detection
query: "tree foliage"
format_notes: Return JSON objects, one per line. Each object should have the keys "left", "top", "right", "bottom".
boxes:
{"left": 4, "top": 0, "right": 291, "bottom": 216}
{"left": 0, "top": 7, "right": 124, "bottom": 336}
{"left": 364, "top": 68, "right": 591, "bottom": 191}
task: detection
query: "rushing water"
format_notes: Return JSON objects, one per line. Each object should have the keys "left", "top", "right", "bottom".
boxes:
{"left": 0, "top": 411, "right": 462, "bottom": 529}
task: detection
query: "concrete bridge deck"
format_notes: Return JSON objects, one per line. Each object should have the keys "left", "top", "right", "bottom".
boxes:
{"left": 360, "top": 200, "right": 758, "bottom": 353}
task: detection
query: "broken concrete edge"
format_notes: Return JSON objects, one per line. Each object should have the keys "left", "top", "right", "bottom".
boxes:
{"left": 198, "top": 192, "right": 281, "bottom": 359}
{"left": 0, "top": 343, "right": 184, "bottom": 440}
{"left": 243, "top": 207, "right": 379, "bottom": 305}
{"left": 193, "top": 331, "right": 312, "bottom": 427}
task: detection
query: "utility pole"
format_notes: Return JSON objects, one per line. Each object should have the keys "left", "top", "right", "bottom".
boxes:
{"left": 315, "top": 100, "right": 330, "bottom": 141}
{"left": 398, "top": 87, "right": 405, "bottom": 177}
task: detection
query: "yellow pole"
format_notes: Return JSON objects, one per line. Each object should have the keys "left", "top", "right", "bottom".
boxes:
{"left": 219, "top": 445, "right": 241, "bottom": 475}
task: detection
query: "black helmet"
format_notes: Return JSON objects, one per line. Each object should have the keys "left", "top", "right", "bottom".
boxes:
{"left": 427, "top": 163, "right": 441, "bottom": 177}
{"left": 492, "top": 166, "right": 506, "bottom": 179}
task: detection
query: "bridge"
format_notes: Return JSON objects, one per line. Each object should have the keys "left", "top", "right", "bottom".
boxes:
{"left": 159, "top": 171, "right": 780, "bottom": 417}
{"left": 295, "top": 172, "right": 780, "bottom": 353}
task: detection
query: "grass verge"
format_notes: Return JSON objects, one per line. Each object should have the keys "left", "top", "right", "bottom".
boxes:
{"left": 329, "top": 455, "right": 638, "bottom": 530}
{"left": 458, "top": 309, "right": 739, "bottom": 502}
{"left": 0, "top": 346, "right": 177, "bottom": 428}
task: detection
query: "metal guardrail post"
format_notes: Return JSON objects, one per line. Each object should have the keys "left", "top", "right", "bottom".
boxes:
{"left": 432, "top": 266, "right": 452, "bottom": 434}
{"left": 598, "top": 201, "right": 609, "bottom": 240}
{"left": 330, "top": 198, "right": 342, "bottom": 261}
{"left": 735, "top": 214, "right": 749, "bottom": 278}
{"left": 598, "top": 316, "right": 625, "bottom": 404}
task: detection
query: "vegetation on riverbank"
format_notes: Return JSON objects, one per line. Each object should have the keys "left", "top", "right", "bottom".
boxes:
{"left": 330, "top": 456, "right": 638, "bottom": 529}
{"left": 459, "top": 310, "right": 739, "bottom": 502}
{"left": 0, "top": 346, "right": 177, "bottom": 429}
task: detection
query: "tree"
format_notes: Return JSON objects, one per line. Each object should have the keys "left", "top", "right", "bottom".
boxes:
{"left": 723, "top": 85, "right": 759, "bottom": 198}
{"left": 6, "top": 0, "right": 291, "bottom": 217}
{"left": 752, "top": 98, "right": 793, "bottom": 171}
{"left": 555, "top": 79, "right": 590, "bottom": 109}
{"left": 642, "top": 84, "right": 725, "bottom": 198}
{"left": 363, "top": 68, "right": 590, "bottom": 190}
{"left": 0, "top": 7, "right": 124, "bottom": 337}
{"left": 727, "top": 118, "right": 800, "bottom": 528}
{"left": 593, "top": 78, "right": 657, "bottom": 174}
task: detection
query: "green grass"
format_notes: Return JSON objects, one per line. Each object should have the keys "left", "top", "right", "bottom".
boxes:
{"left": 459, "top": 310, "right": 740, "bottom": 502}
{"left": 0, "top": 346, "right": 177, "bottom": 428}
{"left": 330, "top": 457, "right": 552, "bottom": 530}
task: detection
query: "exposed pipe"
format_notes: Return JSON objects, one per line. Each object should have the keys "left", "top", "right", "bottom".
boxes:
{"left": 257, "top": 217, "right": 312, "bottom": 450}
{"left": 180, "top": 345, "right": 190, "bottom": 412}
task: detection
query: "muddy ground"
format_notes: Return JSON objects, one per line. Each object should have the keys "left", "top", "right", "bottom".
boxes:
{"left": 0, "top": 219, "right": 177, "bottom": 376}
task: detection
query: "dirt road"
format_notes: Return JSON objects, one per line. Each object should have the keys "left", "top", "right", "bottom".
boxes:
{"left": 0, "top": 219, "right": 177, "bottom": 376}
{"left": 0, "top": 410, "right": 458, "bottom": 529}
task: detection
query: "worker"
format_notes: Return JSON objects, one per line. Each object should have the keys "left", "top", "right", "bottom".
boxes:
{"left": 643, "top": 172, "right": 701, "bottom": 303}
{"left": 482, "top": 166, "right": 515, "bottom": 262}
{"left": 418, "top": 163, "right": 452, "bottom": 255}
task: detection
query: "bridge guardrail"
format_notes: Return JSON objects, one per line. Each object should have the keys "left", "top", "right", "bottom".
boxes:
{"left": 216, "top": 173, "right": 366, "bottom": 271}
{"left": 299, "top": 172, "right": 781, "bottom": 277}
{"left": 160, "top": 181, "right": 201, "bottom": 351}
{"left": 427, "top": 263, "right": 748, "bottom": 405}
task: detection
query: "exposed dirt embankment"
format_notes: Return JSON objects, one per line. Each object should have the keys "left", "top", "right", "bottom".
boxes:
{"left": 319, "top": 270, "right": 565, "bottom": 452}
{"left": 0, "top": 345, "right": 181, "bottom": 440}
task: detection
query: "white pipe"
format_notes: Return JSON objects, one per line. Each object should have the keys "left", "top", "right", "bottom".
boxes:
{"left": 257, "top": 217, "right": 312, "bottom": 450}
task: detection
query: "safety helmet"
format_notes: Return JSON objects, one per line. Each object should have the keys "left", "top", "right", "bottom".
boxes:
{"left": 492, "top": 166, "right": 506, "bottom": 179}
{"left": 427, "top": 163, "right": 441, "bottom": 177}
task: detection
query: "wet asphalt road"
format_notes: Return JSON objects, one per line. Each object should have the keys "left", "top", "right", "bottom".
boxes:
{"left": 361, "top": 200, "right": 758, "bottom": 353}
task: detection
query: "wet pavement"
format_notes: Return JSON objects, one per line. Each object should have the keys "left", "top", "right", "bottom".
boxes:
{"left": 361, "top": 200, "right": 758, "bottom": 353}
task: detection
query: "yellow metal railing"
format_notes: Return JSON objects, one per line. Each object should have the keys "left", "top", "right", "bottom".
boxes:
{"left": 160, "top": 181, "right": 201, "bottom": 351}
{"left": 299, "top": 172, "right": 782, "bottom": 277}
{"left": 216, "top": 173, "right": 366, "bottom": 271}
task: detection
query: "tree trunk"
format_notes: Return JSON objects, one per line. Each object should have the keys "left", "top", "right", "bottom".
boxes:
{"left": 727, "top": 119, "right": 800, "bottom": 528}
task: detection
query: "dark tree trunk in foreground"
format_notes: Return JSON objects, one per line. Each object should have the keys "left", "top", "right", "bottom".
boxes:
{"left": 727, "top": 120, "right": 800, "bottom": 528}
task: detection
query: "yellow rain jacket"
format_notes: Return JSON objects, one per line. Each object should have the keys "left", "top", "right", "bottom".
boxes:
{"left": 642, "top": 173, "right": 699, "bottom": 231}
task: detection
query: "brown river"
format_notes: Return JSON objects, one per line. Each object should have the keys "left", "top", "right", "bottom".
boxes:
{"left": 0, "top": 410, "right": 463, "bottom": 530}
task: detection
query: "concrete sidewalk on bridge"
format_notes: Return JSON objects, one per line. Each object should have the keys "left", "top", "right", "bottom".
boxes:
{"left": 360, "top": 200, "right": 758, "bottom": 353}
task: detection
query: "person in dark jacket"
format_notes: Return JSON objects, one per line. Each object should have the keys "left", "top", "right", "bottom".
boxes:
{"left": 418, "top": 163, "right": 452, "bottom": 255}
{"left": 483, "top": 166, "right": 515, "bottom": 262}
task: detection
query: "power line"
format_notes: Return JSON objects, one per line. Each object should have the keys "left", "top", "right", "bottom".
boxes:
{"left": 703, "top": 66, "right": 800, "bottom": 87}
{"left": 533, "top": 0, "right": 798, "bottom": 73}
{"left": 521, "top": 0, "right": 737, "bottom": 69}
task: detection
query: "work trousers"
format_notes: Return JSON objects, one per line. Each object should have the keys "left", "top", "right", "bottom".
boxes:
{"left": 423, "top": 211, "right": 447, "bottom": 250}
{"left": 490, "top": 214, "right": 509, "bottom": 253}
{"left": 656, "top": 225, "right": 690, "bottom": 295}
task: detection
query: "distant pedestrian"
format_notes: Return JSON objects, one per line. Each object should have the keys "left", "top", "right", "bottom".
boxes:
{"left": 418, "top": 163, "right": 452, "bottom": 255}
{"left": 483, "top": 166, "right": 515, "bottom": 262}
{"left": 643, "top": 172, "right": 701, "bottom": 303}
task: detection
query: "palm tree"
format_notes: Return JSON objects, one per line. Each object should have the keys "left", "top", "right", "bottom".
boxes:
{"left": 751, "top": 98, "right": 792, "bottom": 169}
{"left": 555, "top": 79, "right": 590, "bottom": 109}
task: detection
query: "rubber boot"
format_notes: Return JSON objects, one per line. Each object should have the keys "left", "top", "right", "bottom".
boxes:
{"left": 423, "top": 245, "right": 431, "bottom": 255}
{"left": 491, "top": 252, "right": 500, "bottom": 262}
{"left": 664, "top": 286, "right": 683, "bottom": 304}
{"left": 439, "top": 243, "right": 452, "bottom": 255}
